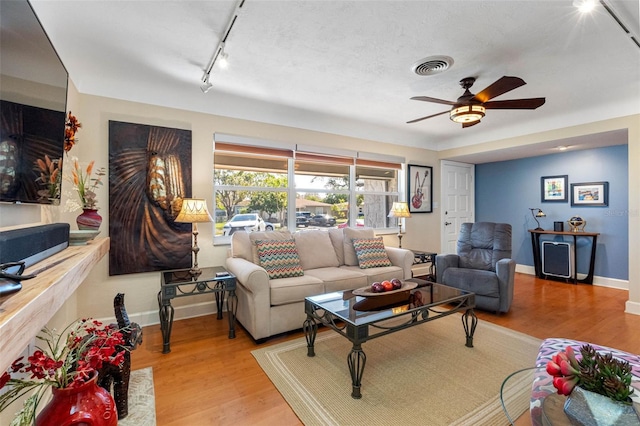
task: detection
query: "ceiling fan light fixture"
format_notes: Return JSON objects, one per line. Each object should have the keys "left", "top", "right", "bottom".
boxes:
{"left": 450, "top": 104, "right": 486, "bottom": 123}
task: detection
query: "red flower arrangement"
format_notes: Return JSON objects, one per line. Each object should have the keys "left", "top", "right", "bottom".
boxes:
{"left": 546, "top": 344, "right": 634, "bottom": 403}
{"left": 0, "top": 319, "right": 125, "bottom": 425}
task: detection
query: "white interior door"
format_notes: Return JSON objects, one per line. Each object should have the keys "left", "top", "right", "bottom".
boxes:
{"left": 440, "top": 160, "right": 475, "bottom": 254}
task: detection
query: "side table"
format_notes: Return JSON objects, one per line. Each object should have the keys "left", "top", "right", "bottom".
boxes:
{"left": 409, "top": 249, "right": 437, "bottom": 280}
{"left": 158, "top": 266, "right": 237, "bottom": 353}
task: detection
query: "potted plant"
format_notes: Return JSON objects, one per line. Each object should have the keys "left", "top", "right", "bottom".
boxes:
{"left": 546, "top": 344, "right": 639, "bottom": 424}
{"left": 0, "top": 319, "right": 125, "bottom": 426}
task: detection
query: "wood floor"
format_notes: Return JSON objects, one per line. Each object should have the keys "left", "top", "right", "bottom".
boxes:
{"left": 131, "top": 273, "right": 640, "bottom": 425}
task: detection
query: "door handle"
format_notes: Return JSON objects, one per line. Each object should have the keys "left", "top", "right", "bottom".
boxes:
{"left": 444, "top": 221, "right": 451, "bottom": 226}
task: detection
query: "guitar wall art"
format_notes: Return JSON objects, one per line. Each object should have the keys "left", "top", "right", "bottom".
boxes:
{"left": 407, "top": 164, "right": 432, "bottom": 213}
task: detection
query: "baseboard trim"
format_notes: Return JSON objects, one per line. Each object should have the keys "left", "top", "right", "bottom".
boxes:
{"left": 625, "top": 300, "right": 640, "bottom": 315}
{"left": 516, "top": 264, "right": 629, "bottom": 290}
{"left": 98, "top": 300, "right": 219, "bottom": 329}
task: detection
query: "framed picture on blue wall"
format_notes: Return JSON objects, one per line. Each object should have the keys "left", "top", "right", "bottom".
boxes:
{"left": 541, "top": 175, "right": 568, "bottom": 202}
{"left": 571, "top": 181, "right": 609, "bottom": 207}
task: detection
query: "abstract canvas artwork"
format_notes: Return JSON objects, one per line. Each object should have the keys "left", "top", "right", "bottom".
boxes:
{"left": 108, "top": 121, "right": 192, "bottom": 276}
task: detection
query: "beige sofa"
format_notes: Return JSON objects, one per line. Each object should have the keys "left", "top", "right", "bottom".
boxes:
{"left": 225, "top": 227, "right": 413, "bottom": 341}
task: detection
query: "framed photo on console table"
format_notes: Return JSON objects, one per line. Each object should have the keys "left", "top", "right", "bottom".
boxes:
{"left": 571, "top": 181, "right": 608, "bottom": 207}
{"left": 541, "top": 175, "right": 568, "bottom": 203}
{"left": 408, "top": 164, "right": 432, "bottom": 213}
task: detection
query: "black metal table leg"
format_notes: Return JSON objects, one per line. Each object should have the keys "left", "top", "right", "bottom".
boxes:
{"left": 303, "top": 315, "right": 317, "bottom": 357}
{"left": 347, "top": 343, "right": 367, "bottom": 399}
{"left": 214, "top": 288, "right": 224, "bottom": 320}
{"left": 226, "top": 289, "right": 237, "bottom": 339}
{"left": 462, "top": 308, "right": 478, "bottom": 348}
{"left": 157, "top": 290, "right": 175, "bottom": 354}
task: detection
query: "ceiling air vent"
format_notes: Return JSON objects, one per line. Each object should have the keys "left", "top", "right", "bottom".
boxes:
{"left": 411, "top": 56, "right": 454, "bottom": 76}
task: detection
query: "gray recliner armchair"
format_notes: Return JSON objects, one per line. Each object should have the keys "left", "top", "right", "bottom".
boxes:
{"left": 436, "top": 222, "right": 516, "bottom": 313}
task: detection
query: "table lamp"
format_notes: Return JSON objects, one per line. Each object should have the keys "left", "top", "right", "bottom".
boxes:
{"left": 529, "top": 208, "right": 546, "bottom": 231}
{"left": 175, "top": 198, "right": 213, "bottom": 276}
{"left": 388, "top": 201, "right": 411, "bottom": 248}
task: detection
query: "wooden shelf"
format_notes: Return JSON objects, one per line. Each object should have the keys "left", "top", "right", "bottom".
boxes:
{"left": 528, "top": 229, "right": 600, "bottom": 237}
{"left": 0, "top": 238, "right": 109, "bottom": 371}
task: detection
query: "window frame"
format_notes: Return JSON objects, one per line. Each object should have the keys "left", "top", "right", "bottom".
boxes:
{"left": 213, "top": 139, "right": 405, "bottom": 244}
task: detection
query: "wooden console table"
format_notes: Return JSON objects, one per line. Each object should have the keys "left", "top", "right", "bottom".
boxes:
{"left": 528, "top": 230, "right": 599, "bottom": 284}
{"left": 0, "top": 238, "right": 109, "bottom": 372}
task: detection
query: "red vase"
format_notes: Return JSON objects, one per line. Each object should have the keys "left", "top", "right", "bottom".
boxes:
{"left": 76, "top": 208, "right": 103, "bottom": 231}
{"left": 36, "top": 373, "right": 117, "bottom": 426}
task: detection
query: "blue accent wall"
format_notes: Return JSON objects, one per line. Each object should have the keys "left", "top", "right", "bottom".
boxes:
{"left": 476, "top": 144, "right": 629, "bottom": 280}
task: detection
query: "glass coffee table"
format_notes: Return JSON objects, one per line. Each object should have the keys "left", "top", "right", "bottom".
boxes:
{"left": 303, "top": 281, "right": 477, "bottom": 398}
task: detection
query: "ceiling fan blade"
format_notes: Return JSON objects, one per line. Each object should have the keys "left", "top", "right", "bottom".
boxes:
{"left": 406, "top": 110, "right": 449, "bottom": 124}
{"left": 483, "top": 98, "right": 546, "bottom": 109}
{"left": 410, "top": 96, "right": 456, "bottom": 106}
{"left": 462, "top": 120, "right": 481, "bottom": 128}
{"left": 473, "top": 76, "right": 526, "bottom": 103}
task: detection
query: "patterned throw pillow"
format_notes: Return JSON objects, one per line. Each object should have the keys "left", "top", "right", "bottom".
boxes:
{"left": 255, "top": 239, "right": 305, "bottom": 279}
{"left": 352, "top": 237, "right": 392, "bottom": 269}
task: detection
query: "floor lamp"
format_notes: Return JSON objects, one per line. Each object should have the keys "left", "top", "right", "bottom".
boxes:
{"left": 388, "top": 201, "right": 411, "bottom": 248}
{"left": 175, "top": 198, "right": 213, "bottom": 276}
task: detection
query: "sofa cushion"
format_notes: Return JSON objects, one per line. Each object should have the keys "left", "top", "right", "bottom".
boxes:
{"left": 269, "top": 275, "right": 325, "bottom": 306}
{"left": 294, "top": 230, "right": 340, "bottom": 270}
{"left": 230, "top": 231, "right": 252, "bottom": 261}
{"left": 340, "top": 265, "right": 404, "bottom": 285}
{"left": 255, "top": 239, "right": 305, "bottom": 279}
{"left": 343, "top": 227, "right": 375, "bottom": 266}
{"left": 352, "top": 237, "right": 392, "bottom": 269}
{"left": 305, "top": 267, "right": 368, "bottom": 293}
{"left": 249, "top": 230, "right": 293, "bottom": 264}
{"left": 328, "top": 228, "right": 345, "bottom": 265}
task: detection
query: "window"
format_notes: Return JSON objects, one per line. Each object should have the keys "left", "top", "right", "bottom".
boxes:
{"left": 294, "top": 153, "right": 351, "bottom": 228}
{"left": 213, "top": 137, "right": 403, "bottom": 242}
{"left": 355, "top": 161, "right": 400, "bottom": 229}
{"left": 213, "top": 146, "right": 289, "bottom": 238}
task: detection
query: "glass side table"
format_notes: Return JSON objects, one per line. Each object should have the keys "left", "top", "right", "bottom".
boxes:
{"left": 409, "top": 249, "right": 437, "bottom": 280}
{"left": 158, "top": 266, "right": 237, "bottom": 353}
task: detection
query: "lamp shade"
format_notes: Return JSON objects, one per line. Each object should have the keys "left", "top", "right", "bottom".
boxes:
{"left": 450, "top": 104, "right": 486, "bottom": 124}
{"left": 174, "top": 198, "right": 213, "bottom": 223}
{"left": 387, "top": 202, "right": 411, "bottom": 218}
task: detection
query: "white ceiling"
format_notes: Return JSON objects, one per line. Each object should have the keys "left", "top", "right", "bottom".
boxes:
{"left": 29, "top": 0, "right": 640, "bottom": 163}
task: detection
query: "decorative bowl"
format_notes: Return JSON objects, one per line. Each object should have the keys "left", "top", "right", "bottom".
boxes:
{"left": 69, "top": 230, "right": 100, "bottom": 246}
{"left": 352, "top": 281, "right": 418, "bottom": 297}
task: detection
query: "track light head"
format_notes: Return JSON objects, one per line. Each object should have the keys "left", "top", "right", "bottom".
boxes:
{"left": 200, "top": 78, "right": 213, "bottom": 93}
{"left": 219, "top": 50, "right": 229, "bottom": 69}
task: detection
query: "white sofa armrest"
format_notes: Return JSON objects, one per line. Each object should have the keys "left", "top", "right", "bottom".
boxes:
{"left": 385, "top": 247, "right": 414, "bottom": 280}
{"left": 225, "top": 257, "right": 270, "bottom": 295}
{"left": 225, "top": 257, "right": 273, "bottom": 340}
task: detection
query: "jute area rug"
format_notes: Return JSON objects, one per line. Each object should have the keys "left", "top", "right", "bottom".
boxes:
{"left": 252, "top": 314, "right": 541, "bottom": 426}
{"left": 118, "top": 367, "right": 156, "bottom": 426}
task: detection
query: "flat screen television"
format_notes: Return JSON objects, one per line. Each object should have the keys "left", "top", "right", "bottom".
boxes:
{"left": 0, "top": 0, "right": 68, "bottom": 205}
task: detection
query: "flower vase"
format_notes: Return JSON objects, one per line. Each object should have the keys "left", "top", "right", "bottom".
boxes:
{"left": 35, "top": 373, "right": 118, "bottom": 426}
{"left": 76, "top": 208, "right": 102, "bottom": 230}
{"left": 563, "top": 386, "right": 640, "bottom": 426}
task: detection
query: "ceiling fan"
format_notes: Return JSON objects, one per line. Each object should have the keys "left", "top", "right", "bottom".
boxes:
{"left": 407, "top": 76, "right": 546, "bottom": 128}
